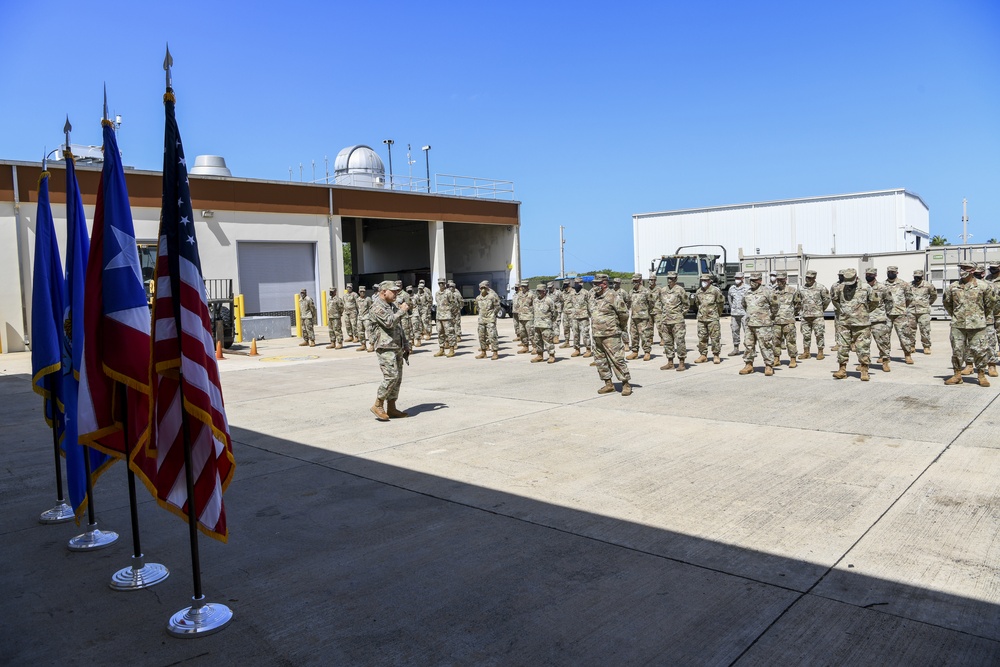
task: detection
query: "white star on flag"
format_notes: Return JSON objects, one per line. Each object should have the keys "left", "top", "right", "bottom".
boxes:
{"left": 179, "top": 157, "right": 186, "bottom": 166}
{"left": 180, "top": 216, "right": 190, "bottom": 226}
{"left": 186, "top": 236, "right": 195, "bottom": 245}
{"left": 104, "top": 224, "right": 144, "bottom": 286}
{"left": 178, "top": 197, "right": 183, "bottom": 206}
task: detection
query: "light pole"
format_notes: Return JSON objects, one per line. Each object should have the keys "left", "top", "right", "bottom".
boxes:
{"left": 421, "top": 145, "right": 431, "bottom": 193}
{"left": 383, "top": 139, "right": 394, "bottom": 189}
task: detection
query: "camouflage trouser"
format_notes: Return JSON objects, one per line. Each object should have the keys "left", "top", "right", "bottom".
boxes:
{"left": 837, "top": 325, "right": 872, "bottom": 365}
{"left": 871, "top": 320, "right": 891, "bottom": 360}
{"left": 629, "top": 318, "right": 654, "bottom": 354}
{"left": 571, "top": 318, "right": 591, "bottom": 351}
{"left": 744, "top": 325, "right": 774, "bottom": 366}
{"left": 533, "top": 327, "right": 555, "bottom": 355}
{"left": 697, "top": 319, "right": 721, "bottom": 355}
{"left": 660, "top": 321, "right": 687, "bottom": 360}
{"left": 730, "top": 314, "right": 745, "bottom": 348}
{"left": 409, "top": 312, "right": 422, "bottom": 340}
{"left": 593, "top": 335, "right": 630, "bottom": 383}
{"left": 421, "top": 308, "right": 433, "bottom": 336}
{"left": 515, "top": 316, "right": 533, "bottom": 347}
{"left": 965, "top": 322, "right": 998, "bottom": 365}
{"left": 328, "top": 316, "right": 343, "bottom": 344}
{"left": 833, "top": 315, "right": 844, "bottom": 348}
{"left": 800, "top": 317, "right": 825, "bottom": 350}
{"left": 400, "top": 312, "right": 413, "bottom": 344}
{"left": 888, "top": 314, "right": 915, "bottom": 354}
{"left": 345, "top": 311, "right": 358, "bottom": 339}
{"left": 375, "top": 349, "right": 404, "bottom": 400}
{"left": 562, "top": 313, "right": 572, "bottom": 342}
{"left": 436, "top": 319, "right": 456, "bottom": 349}
{"left": 951, "top": 326, "right": 989, "bottom": 372}
{"left": 355, "top": 316, "right": 366, "bottom": 346}
{"left": 772, "top": 323, "right": 797, "bottom": 357}
{"left": 911, "top": 312, "right": 932, "bottom": 349}
{"left": 478, "top": 320, "right": 499, "bottom": 351}
{"left": 301, "top": 317, "right": 315, "bottom": 343}
{"left": 454, "top": 313, "right": 463, "bottom": 337}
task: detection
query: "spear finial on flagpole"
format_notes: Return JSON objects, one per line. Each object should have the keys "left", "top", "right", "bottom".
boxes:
{"left": 63, "top": 116, "right": 73, "bottom": 160}
{"left": 164, "top": 44, "right": 173, "bottom": 91}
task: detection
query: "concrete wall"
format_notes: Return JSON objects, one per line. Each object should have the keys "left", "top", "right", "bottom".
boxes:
{"left": 0, "top": 202, "right": 26, "bottom": 352}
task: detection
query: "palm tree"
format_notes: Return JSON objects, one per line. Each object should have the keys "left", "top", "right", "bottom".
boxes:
{"left": 930, "top": 235, "right": 949, "bottom": 246}
{"left": 988, "top": 238, "right": 998, "bottom": 244}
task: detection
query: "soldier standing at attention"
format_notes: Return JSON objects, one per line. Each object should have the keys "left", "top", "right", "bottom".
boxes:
{"left": 356, "top": 285, "right": 373, "bottom": 352}
{"left": 343, "top": 282, "right": 359, "bottom": 343}
{"left": 559, "top": 281, "right": 573, "bottom": 347}
{"left": 830, "top": 270, "right": 846, "bottom": 351}
{"left": 883, "top": 266, "right": 915, "bottom": 365}
{"left": 771, "top": 271, "right": 800, "bottom": 368}
{"left": 962, "top": 265, "right": 999, "bottom": 377}
{"left": 394, "top": 280, "right": 413, "bottom": 347}
{"left": 434, "top": 278, "right": 457, "bottom": 358}
{"left": 985, "top": 263, "right": 1000, "bottom": 376}
{"left": 626, "top": 273, "right": 655, "bottom": 362}
{"left": 831, "top": 268, "right": 879, "bottom": 381}
{"left": 569, "top": 278, "right": 593, "bottom": 358}
{"left": 447, "top": 280, "right": 463, "bottom": 343}
{"left": 943, "top": 262, "right": 995, "bottom": 387}
{"left": 909, "top": 269, "right": 936, "bottom": 355}
{"left": 657, "top": 271, "right": 689, "bottom": 371}
{"left": 417, "top": 279, "right": 433, "bottom": 339}
{"left": 405, "top": 285, "right": 422, "bottom": 347}
{"left": 325, "top": 287, "right": 344, "bottom": 349}
{"left": 530, "top": 283, "right": 557, "bottom": 364}
{"left": 514, "top": 281, "right": 535, "bottom": 354}
{"left": 298, "top": 288, "right": 317, "bottom": 347}
{"left": 548, "top": 282, "right": 563, "bottom": 344}
{"left": 369, "top": 281, "right": 411, "bottom": 422}
{"left": 693, "top": 273, "right": 725, "bottom": 364}
{"left": 738, "top": 272, "right": 778, "bottom": 376}
{"left": 865, "top": 268, "right": 892, "bottom": 372}
{"left": 590, "top": 274, "right": 632, "bottom": 396}
{"left": 797, "top": 270, "right": 830, "bottom": 360}
{"left": 728, "top": 272, "right": 749, "bottom": 356}
{"left": 475, "top": 280, "right": 501, "bottom": 360}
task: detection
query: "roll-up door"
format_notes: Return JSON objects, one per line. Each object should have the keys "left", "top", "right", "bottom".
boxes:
{"left": 237, "top": 241, "right": 317, "bottom": 313}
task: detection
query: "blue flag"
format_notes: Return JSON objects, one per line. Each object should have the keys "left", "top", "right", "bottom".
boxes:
{"left": 31, "top": 168, "right": 65, "bottom": 436}
{"left": 63, "top": 152, "right": 114, "bottom": 520}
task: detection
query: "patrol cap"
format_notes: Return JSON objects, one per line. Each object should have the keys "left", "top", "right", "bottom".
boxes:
{"left": 519, "top": 280, "right": 529, "bottom": 287}
{"left": 805, "top": 270, "right": 817, "bottom": 278}
{"left": 843, "top": 268, "right": 858, "bottom": 284}
{"left": 735, "top": 272, "right": 745, "bottom": 278}
{"left": 913, "top": 269, "right": 925, "bottom": 277}
{"left": 699, "top": 273, "right": 712, "bottom": 280}
{"left": 359, "top": 285, "right": 367, "bottom": 291}
{"left": 574, "top": 278, "right": 583, "bottom": 284}
{"left": 299, "top": 288, "right": 307, "bottom": 293}
{"left": 769, "top": 271, "right": 777, "bottom": 276}
{"left": 378, "top": 280, "right": 401, "bottom": 292}
{"left": 749, "top": 272, "right": 762, "bottom": 280}
{"left": 865, "top": 267, "right": 877, "bottom": 275}
{"left": 613, "top": 277, "right": 622, "bottom": 284}
{"left": 666, "top": 271, "right": 678, "bottom": 279}
{"left": 958, "top": 261, "right": 975, "bottom": 269}
{"left": 536, "top": 282, "right": 547, "bottom": 291}
{"left": 632, "top": 273, "right": 642, "bottom": 281}
{"left": 776, "top": 271, "right": 787, "bottom": 279}
{"left": 479, "top": 280, "right": 489, "bottom": 289}
{"left": 437, "top": 278, "right": 446, "bottom": 283}
{"left": 887, "top": 265, "right": 899, "bottom": 272}
{"left": 406, "top": 285, "right": 414, "bottom": 291}
{"left": 547, "top": 281, "right": 554, "bottom": 288}
{"left": 346, "top": 282, "right": 353, "bottom": 288}
{"left": 394, "top": 280, "right": 403, "bottom": 288}
{"left": 447, "top": 280, "right": 456, "bottom": 287}
{"left": 418, "top": 279, "right": 425, "bottom": 285}
{"left": 562, "top": 281, "right": 571, "bottom": 287}
{"left": 838, "top": 269, "right": 845, "bottom": 276}
{"left": 594, "top": 273, "right": 610, "bottom": 282}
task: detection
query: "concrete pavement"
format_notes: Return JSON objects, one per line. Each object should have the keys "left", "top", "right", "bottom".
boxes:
{"left": 2, "top": 317, "right": 1000, "bottom": 665}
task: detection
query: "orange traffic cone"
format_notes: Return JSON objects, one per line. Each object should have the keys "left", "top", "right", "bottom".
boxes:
{"left": 215, "top": 340, "right": 225, "bottom": 360}
{"left": 249, "top": 338, "right": 259, "bottom": 357}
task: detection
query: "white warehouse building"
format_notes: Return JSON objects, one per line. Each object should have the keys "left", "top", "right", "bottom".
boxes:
{"left": 632, "top": 189, "right": 930, "bottom": 273}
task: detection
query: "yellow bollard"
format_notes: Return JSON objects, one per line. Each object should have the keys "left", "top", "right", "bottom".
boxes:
{"left": 294, "top": 293, "right": 302, "bottom": 338}
{"left": 234, "top": 294, "right": 244, "bottom": 343}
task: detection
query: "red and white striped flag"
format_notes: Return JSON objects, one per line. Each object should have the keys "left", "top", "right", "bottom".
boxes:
{"left": 148, "top": 87, "right": 235, "bottom": 542}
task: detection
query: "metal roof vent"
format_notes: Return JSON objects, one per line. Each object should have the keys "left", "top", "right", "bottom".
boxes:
{"left": 333, "top": 145, "right": 385, "bottom": 188}
{"left": 189, "top": 155, "right": 232, "bottom": 177}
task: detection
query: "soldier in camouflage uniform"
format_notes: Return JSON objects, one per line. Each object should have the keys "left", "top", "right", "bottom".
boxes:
{"left": 405, "top": 285, "right": 423, "bottom": 347}
{"left": 656, "top": 271, "right": 689, "bottom": 371}
{"left": 475, "top": 280, "right": 501, "bottom": 360}
{"left": 626, "top": 273, "right": 656, "bottom": 361}
{"left": 434, "top": 278, "right": 457, "bottom": 357}
{"left": 513, "top": 281, "right": 535, "bottom": 353}
{"left": 368, "top": 281, "right": 411, "bottom": 421}
{"left": 325, "top": 287, "right": 345, "bottom": 348}
{"left": 831, "top": 268, "right": 879, "bottom": 381}
{"left": 943, "top": 261, "right": 995, "bottom": 387}
{"left": 298, "top": 288, "right": 317, "bottom": 347}
{"left": 530, "top": 283, "right": 557, "bottom": 363}
{"left": 569, "top": 278, "right": 593, "bottom": 358}
{"left": 883, "top": 265, "right": 915, "bottom": 365}
{"left": 985, "top": 263, "right": 1000, "bottom": 376}
{"left": 343, "top": 283, "right": 359, "bottom": 343}
{"left": 590, "top": 274, "right": 632, "bottom": 396}
{"left": 738, "top": 272, "right": 778, "bottom": 375}
{"left": 548, "top": 282, "right": 563, "bottom": 345}
{"left": 908, "top": 269, "right": 936, "bottom": 355}
{"left": 355, "top": 286, "right": 373, "bottom": 352}
{"left": 559, "top": 281, "right": 573, "bottom": 347}
{"left": 728, "top": 272, "right": 749, "bottom": 356}
{"left": 964, "top": 265, "right": 999, "bottom": 377}
{"left": 693, "top": 273, "right": 725, "bottom": 364}
{"left": 797, "top": 270, "right": 830, "bottom": 360}
{"left": 771, "top": 271, "right": 800, "bottom": 367}
{"left": 417, "top": 280, "right": 433, "bottom": 339}
{"left": 830, "top": 271, "right": 845, "bottom": 351}
{"left": 865, "top": 268, "right": 892, "bottom": 372}
{"left": 447, "top": 280, "right": 463, "bottom": 343}
{"left": 394, "top": 280, "right": 414, "bottom": 347}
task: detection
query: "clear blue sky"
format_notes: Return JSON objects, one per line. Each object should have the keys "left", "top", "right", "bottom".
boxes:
{"left": 2, "top": 1, "right": 998, "bottom": 276}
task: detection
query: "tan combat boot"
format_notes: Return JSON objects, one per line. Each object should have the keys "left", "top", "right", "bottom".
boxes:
{"left": 860, "top": 364, "right": 870, "bottom": 381}
{"left": 571, "top": 349, "right": 581, "bottom": 358}
{"left": 643, "top": 352, "right": 651, "bottom": 362}
{"left": 990, "top": 364, "right": 998, "bottom": 378}
{"left": 904, "top": 352, "right": 914, "bottom": 365}
{"left": 367, "top": 345, "right": 375, "bottom": 353}
{"left": 832, "top": 363, "right": 847, "bottom": 379}
{"left": 789, "top": 357, "right": 798, "bottom": 368}
{"left": 764, "top": 364, "right": 773, "bottom": 376}
{"left": 626, "top": 351, "right": 639, "bottom": 360}
{"left": 553, "top": 336, "right": 560, "bottom": 344}
{"left": 475, "top": 350, "right": 486, "bottom": 359}
{"left": 713, "top": 354, "right": 720, "bottom": 364}
{"left": 830, "top": 344, "right": 840, "bottom": 351}
{"left": 559, "top": 342, "right": 570, "bottom": 349}
{"left": 491, "top": 351, "right": 498, "bottom": 360}
{"left": 356, "top": 344, "right": 367, "bottom": 353}
{"left": 530, "top": 353, "right": 544, "bottom": 363}
{"left": 797, "top": 351, "right": 809, "bottom": 360}
{"left": 597, "top": 380, "right": 615, "bottom": 394}
{"left": 445, "top": 348, "right": 455, "bottom": 358}
{"left": 434, "top": 347, "right": 445, "bottom": 357}
{"left": 547, "top": 354, "right": 556, "bottom": 364}
{"left": 962, "top": 363, "right": 974, "bottom": 376}
{"left": 694, "top": 354, "right": 708, "bottom": 364}
{"left": 298, "top": 341, "right": 308, "bottom": 346}
{"left": 660, "top": 359, "right": 675, "bottom": 371}
{"left": 621, "top": 382, "right": 632, "bottom": 396}
{"left": 882, "top": 358, "right": 891, "bottom": 372}
{"left": 739, "top": 363, "right": 755, "bottom": 375}
{"left": 676, "top": 358, "right": 687, "bottom": 371}
{"left": 923, "top": 347, "right": 931, "bottom": 355}
{"left": 979, "top": 371, "right": 992, "bottom": 387}
{"left": 386, "top": 401, "right": 409, "bottom": 418}
{"left": 517, "top": 345, "right": 528, "bottom": 354}
{"left": 583, "top": 349, "right": 593, "bottom": 358}
{"left": 335, "top": 342, "right": 343, "bottom": 349}
{"left": 325, "top": 343, "right": 336, "bottom": 349}
{"left": 370, "top": 399, "right": 389, "bottom": 421}
{"left": 816, "top": 348, "right": 825, "bottom": 360}
{"left": 944, "top": 372, "right": 963, "bottom": 385}
{"left": 728, "top": 348, "right": 742, "bottom": 356}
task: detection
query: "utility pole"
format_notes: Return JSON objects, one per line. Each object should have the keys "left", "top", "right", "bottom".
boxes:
{"left": 960, "top": 198, "right": 970, "bottom": 245}
{"left": 559, "top": 226, "right": 565, "bottom": 279}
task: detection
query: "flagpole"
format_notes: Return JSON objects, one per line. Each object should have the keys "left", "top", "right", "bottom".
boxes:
{"left": 67, "top": 446, "right": 118, "bottom": 550}
{"left": 109, "top": 400, "right": 168, "bottom": 590}
{"left": 38, "top": 422, "right": 74, "bottom": 523}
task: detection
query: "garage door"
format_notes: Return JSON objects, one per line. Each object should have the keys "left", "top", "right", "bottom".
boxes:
{"left": 237, "top": 241, "right": 317, "bottom": 313}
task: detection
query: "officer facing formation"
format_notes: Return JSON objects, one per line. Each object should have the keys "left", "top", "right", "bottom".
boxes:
{"left": 797, "top": 270, "right": 830, "bottom": 360}
{"left": 728, "top": 272, "right": 749, "bottom": 356}
{"left": 944, "top": 261, "right": 996, "bottom": 387}
{"left": 831, "top": 268, "right": 878, "bottom": 381}
{"left": 692, "top": 273, "right": 724, "bottom": 364}
{"left": 475, "top": 280, "right": 501, "bottom": 360}
{"left": 530, "top": 283, "right": 557, "bottom": 364}
{"left": 657, "top": 271, "right": 689, "bottom": 371}
{"left": 626, "top": 273, "right": 655, "bottom": 362}
{"left": 909, "top": 269, "right": 936, "bottom": 354}
{"left": 590, "top": 274, "right": 632, "bottom": 396}
{"left": 298, "top": 288, "right": 317, "bottom": 347}
{"left": 369, "top": 281, "right": 411, "bottom": 421}
{"left": 325, "top": 287, "right": 344, "bottom": 349}
{"left": 738, "top": 272, "right": 777, "bottom": 375}
{"left": 771, "top": 271, "right": 800, "bottom": 367}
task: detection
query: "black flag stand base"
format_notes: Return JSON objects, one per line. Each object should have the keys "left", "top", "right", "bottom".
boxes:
{"left": 68, "top": 522, "right": 119, "bottom": 551}
{"left": 39, "top": 501, "right": 74, "bottom": 524}
{"left": 167, "top": 595, "right": 233, "bottom": 637}
{"left": 110, "top": 553, "right": 169, "bottom": 591}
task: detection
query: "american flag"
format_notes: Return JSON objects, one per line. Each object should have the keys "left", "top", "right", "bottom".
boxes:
{"left": 148, "top": 88, "right": 235, "bottom": 542}
{"left": 78, "top": 121, "right": 157, "bottom": 490}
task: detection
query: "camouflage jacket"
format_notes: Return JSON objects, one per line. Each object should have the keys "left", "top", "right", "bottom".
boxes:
{"left": 797, "top": 283, "right": 830, "bottom": 318}
{"left": 343, "top": 291, "right": 358, "bottom": 313}
{"left": 866, "top": 280, "right": 888, "bottom": 323}
{"left": 357, "top": 295, "right": 372, "bottom": 320}
{"left": 728, "top": 283, "right": 749, "bottom": 317}
{"left": 532, "top": 294, "right": 557, "bottom": 329}
{"left": 908, "top": 281, "right": 937, "bottom": 315}
{"left": 693, "top": 285, "right": 725, "bottom": 322}
{"left": 449, "top": 289, "right": 463, "bottom": 317}
{"left": 771, "top": 285, "right": 800, "bottom": 325}
{"left": 628, "top": 285, "right": 656, "bottom": 320}
{"left": 943, "top": 278, "right": 995, "bottom": 329}
{"left": 327, "top": 294, "right": 344, "bottom": 319}
{"left": 568, "top": 289, "right": 591, "bottom": 320}
{"left": 513, "top": 290, "right": 535, "bottom": 318}
{"left": 476, "top": 289, "right": 501, "bottom": 323}
{"left": 656, "top": 285, "right": 689, "bottom": 325}
{"left": 299, "top": 295, "right": 316, "bottom": 320}
{"left": 832, "top": 283, "right": 878, "bottom": 327}
{"left": 416, "top": 287, "right": 433, "bottom": 309}
{"left": 550, "top": 290, "right": 564, "bottom": 316}
{"left": 396, "top": 290, "right": 413, "bottom": 313}
{"left": 369, "top": 296, "right": 407, "bottom": 351}
{"left": 434, "top": 289, "right": 454, "bottom": 321}
{"left": 882, "top": 278, "right": 912, "bottom": 317}
{"left": 590, "top": 288, "right": 628, "bottom": 337}
{"left": 740, "top": 286, "right": 778, "bottom": 327}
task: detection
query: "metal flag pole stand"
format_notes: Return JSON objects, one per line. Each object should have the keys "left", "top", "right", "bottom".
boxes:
{"left": 39, "top": 423, "right": 73, "bottom": 523}
{"left": 67, "top": 448, "right": 119, "bottom": 550}
{"left": 110, "top": 407, "right": 168, "bottom": 590}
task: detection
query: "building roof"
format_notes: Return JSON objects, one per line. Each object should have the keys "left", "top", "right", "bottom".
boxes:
{"left": 634, "top": 188, "right": 928, "bottom": 219}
